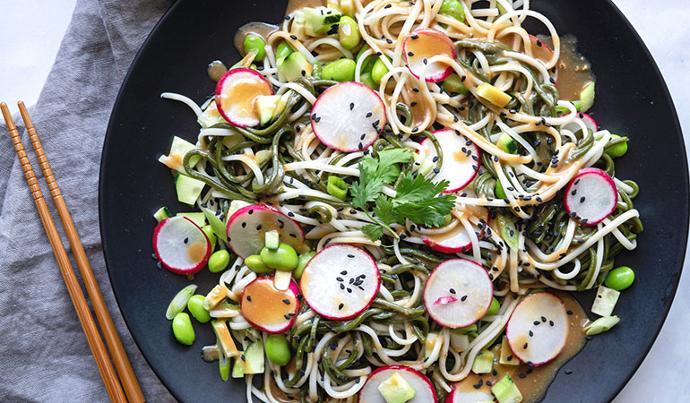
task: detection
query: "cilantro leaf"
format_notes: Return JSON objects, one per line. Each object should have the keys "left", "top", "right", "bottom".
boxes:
{"left": 388, "top": 172, "right": 456, "bottom": 227}
{"left": 373, "top": 196, "right": 398, "bottom": 225}
{"left": 362, "top": 224, "right": 384, "bottom": 241}
{"left": 351, "top": 148, "right": 412, "bottom": 209}
{"left": 394, "top": 172, "right": 449, "bottom": 204}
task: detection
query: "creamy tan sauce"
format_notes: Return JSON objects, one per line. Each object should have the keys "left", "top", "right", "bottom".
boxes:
{"left": 555, "top": 36, "right": 595, "bottom": 101}
{"left": 241, "top": 279, "right": 297, "bottom": 327}
{"left": 207, "top": 60, "right": 228, "bottom": 82}
{"left": 187, "top": 241, "right": 207, "bottom": 263}
{"left": 451, "top": 294, "right": 588, "bottom": 402}
{"left": 233, "top": 22, "right": 279, "bottom": 56}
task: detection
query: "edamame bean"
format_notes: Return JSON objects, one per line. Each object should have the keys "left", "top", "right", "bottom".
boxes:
{"left": 440, "top": 0, "right": 465, "bottom": 22}
{"left": 338, "top": 16, "right": 361, "bottom": 50}
{"left": 371, "top": 57, "right": 389, "bottom": 84}
{"left": 356, "top": 46, "right": 374, "bottom": 73}
{"left": 605, "top": 134, "right": 628, "bottom": 158}
{"left": 486, "top": 297, "right": 501, "bottom": 316}
{"left": 243, "top": 34, "right": 266, "bottom": 60}
{"left": 245, "top": 255, "right": 272, "bottom": 273}
{"left": 202, "top": 225, "right": 216, "bottom": 252}
{"left": 360, "top": 72, "right": 376, "bottom": 89}
{"left": 265, "top": 334, "right": 291, "bottom": 366}
{"left": 187, "top": 294, "right": 211, "bottom": 323}
{"left": 172, "top": 312, "right": 195, "bottom": 346}
{"left": 442, "top": 73, "right": 469, "bottom": 95}
{"left": 260, "top": 243, "right": 299, "bottom": 271}
{"left": 294, "top": 251, "right": 316, "bottom": 279}
{"left": 208, "top": 249, "right": 230, "bottom": 273}
{"left": 604, "top": 266, "right": 635, "bottom": 291}
{"left": 322, "top": 58, "right": 356, "bottom": 82}
{"left": 494, "top": 180, "right": 506, "bottom": 199}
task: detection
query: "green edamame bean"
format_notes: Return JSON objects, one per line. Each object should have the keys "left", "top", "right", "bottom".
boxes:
{"left": 245, "top": 254, "right": 272, "bottom": 273}
{"left": 208, "top": 249, "right": 230, "bottom": 273}
{"left": 172, "top": 312, "right": 195, "bottom": 346}
{"left": 356, "top": 46, "right": 374, "bottom": 73}
{"left": 322, "top": 58, "right": 356, "bottom": 82}
{"left": 440, "top": 0, "right": 465, "bottom": 22}
{"left": 605, "top": 134, "right": 629, "bottom": 158}
{"left": 265, "top": 334, "right": 291, "bottom": 366}
{"left": 243, "top": 34, "right": 266, "bottom": 60}
{"left": 294, "top": 251, "right": 316, "bottom": 279}
{"left": 275, "top": 41, "right": 293, "bottom": 65}
{"left": 338, "top": 16, "right": 361, "bottom": 50}
{"left": 187, "top": 294, "right": 211, "bottom": 323}
{"left": 604, "top": 266, "right": 635, "bottom": 291}
{"left": 486, "top": 297, "right": 501, "bottom": 316}
{"left": 371, "top": 57, "right": 389, "bottom": 84}
{"left": 360, "top": 72, "right": 376, "bottom": 89}
{"left": 260, "top": 243, "right": 299, "bottom": 271}
{"left": 494, "top": 180, "right": 506, "bottom": 199}
{"left": 202, "top": 225, "right": 216, "bottom": 252}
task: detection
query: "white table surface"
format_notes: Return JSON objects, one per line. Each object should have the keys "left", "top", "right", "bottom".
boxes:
{"left": 1, "top": 0, "right": 688, "bottom": 401}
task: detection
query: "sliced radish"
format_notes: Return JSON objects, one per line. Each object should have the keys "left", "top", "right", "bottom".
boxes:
{"left": 422, "top": 224, "right": 472, "bottom": 254}
{"left": 300, "top": 244, "right": 380, "bottom": 321}
{"left": 240, "top": 275, "right": 300, "bottom": 333}
{"left": 446, "top": 375, "right": 493, "bottom": 403}
{"left": 418, "top": 129, "right": 480, "bottom": 193}
{"left": 563, "top": 167, "right": 617, "bottom": 226}
{"left": 152, "top": 216, "right": 211, "bottom": 275}
{"left": 403, "top": 29, "right": 456, "bottom": 83}
{"left": 215, "top": 67, "right": 273, "bottom": 128}
{"left": 506, "top": 292, "right": 569, "bottom": 366}
{"left": 359, "top": 365, "right": 437, "bottom": 403}
{"left": 423, "top": 259, "right": 493, "bottom": 329}
{"left": 226, "top": 204, "right": 304, "bottom": 258}
{"left": 310, "top": 82, "right": 386, "bottom": 152}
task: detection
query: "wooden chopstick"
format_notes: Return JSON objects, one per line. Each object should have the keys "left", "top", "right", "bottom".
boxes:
{"left": 0, "top": 102, "right": 127, "bottom": 403}
{"left": 17, "top": 101, "right": 145, "bottom": 403}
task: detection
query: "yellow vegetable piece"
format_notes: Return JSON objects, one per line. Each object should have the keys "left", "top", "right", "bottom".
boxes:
{"left": 476, "top": 82, "right": 512, "bottom": 108}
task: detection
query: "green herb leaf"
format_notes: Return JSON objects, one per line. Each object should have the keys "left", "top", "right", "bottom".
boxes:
{"left": 388, "top": 172, "right": 456, "bottom": 227}
{"left": 351, "top": 148, "right": 412, "bottom": 208}
{"left": 362, "top": 224, "right": 384, "bottom": 241}
{"left": 373, "top": 196, "right": 398, "bottom": 225}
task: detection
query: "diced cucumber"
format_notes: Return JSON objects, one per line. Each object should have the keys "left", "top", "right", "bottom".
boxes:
{"left": 176, "top": 212, "right": 207, "bottom": 227}
{"left": 265, "top": 230, "right": 280, "bottom": 250}
{"left": 218, "top": 355, "right": 230, "bottom": 382}
{"left": 377, "top": 372, "right": 416, "bottom": 403}
{"left": 303, "top": 7, "right": 341, "bottom": 36}
{"left": 499, "top": 336, "right": 519, "bottom": 366}
{"left": 242, "top": 341, "right": 265, "bottom": 374}
{"left": 159, "top": 136, "right": 200, "bottom": 173}
{"left": 153, "top": 206, "right": 171, "bottom": 222}
{"left": 591, "top": 285, "right": 620, "bottom": 316}
{"left": 471, "top": 350, "right": 494, "bottom": 374}
{"left": 585, "top": 315, "right": 620, "bottom": 336}
{"left": 255, "top": 94, "right": 289, "bottom": 126}
{"left": 198, "top": 102, "right": 226, "bottom": 128}
{"left": 175, "top": 174, "right": 205, "bottom": 206}
{"left": 573, "top": 82, "right": 595, "bottom": 112}
{"left": 232, "top": 356, "right": 245, "bottom": 378}
{"left": 491, "top": 375, "right": 523, "bottom": 403}
{"left": 442, "top": 73, "right": 469, "bottom": 95}
{"left": 278, "top": 52, "right": 312, "bottom": 82}
{"left": 450, "top": 332, "right": 470, "bottom": 351}
{"left": 202, "top": 207, "right": 228, "bottom": 242}
{"left": 496, "top": 133, "right": 518, "bottom": 154}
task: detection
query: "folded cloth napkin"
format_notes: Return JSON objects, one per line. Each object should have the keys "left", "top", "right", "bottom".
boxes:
{"left": 0, "top": 0, "right": 175, "bottom": 401}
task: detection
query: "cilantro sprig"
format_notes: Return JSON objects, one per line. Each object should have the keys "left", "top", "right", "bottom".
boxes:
{"left": 352, "top": 149, "right": 456, "bottom": 240}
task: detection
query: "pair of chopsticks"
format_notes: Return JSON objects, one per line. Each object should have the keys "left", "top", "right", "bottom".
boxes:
{"left": 1, "top": 102, "right": 144, "bottom": 403}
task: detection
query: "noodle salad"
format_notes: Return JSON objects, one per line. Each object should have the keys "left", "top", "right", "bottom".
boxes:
{"left": 152, "top": 0, "right": 643, "bottom": 401}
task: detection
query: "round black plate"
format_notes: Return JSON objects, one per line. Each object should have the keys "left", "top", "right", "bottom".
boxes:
{"left": 100, "top": 1, "right": 688, "bottom": 401}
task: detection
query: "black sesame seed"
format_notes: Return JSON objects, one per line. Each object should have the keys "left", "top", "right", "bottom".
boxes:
{"left": 358, "top": 142, "right": 363, "bottom": 150}
{"left": 408, "top": 51, "right": 414, "bottom": 57}
{"left": 282, "top": 299, "right": 290, "bottom": 305}
{"left": 290, "top": 35, "right": 297, "bottom": 40}
{"left": 350, "top": 102, "right": 355, "bottom": 110}
{"left": 507, "top": 355, "right": 513, "bottom": 361}
{"left": 423, "top": 58, "right": 428, "bottom": 65}
{"left": 541, "top": 316, "right": 547, "bottom": 322}
{"left": 248, "top": 209, "right": 254, "bottom": 215}
{"left": 580, "top": 196, "right": 586, "bottom": 203}
{"left": 566, "top": 310, "right": 573, "bottom": 315}
{"left": 338, "top": 303, "right": 344, "bottom": 310}
{"left": 549, "top": 320, "right": 554, "bottom": 326}
{"left": 449, "top": 288, "right": 456, "bottom": 294}
{"left": 461, "top": 295, "right": 468, "bottom": 302}
{"left": 347, "top": 288, "right": 352, "bottom": 293}
{"left": 366, "top": 112, "right": 373, "bottom": 118}
{"left": 341, "top": 270, "right": 347, "bottom": 275}
{"left": 246, "top": 295, "right": 252, "bottom": 302}
{"left": 336, "top": 277, "right": 344, "bottom": 282}
{"left": 533, "top": 320, "right": 540, "bottom": 325}
{"left": 340, "top": 284, "right": 345, "bottom": 290}
{"left": 183, "top": 237, "right": 189, "bottom": 244}
{"left": 529, "top": 330, "right": 534, "bottom": 337}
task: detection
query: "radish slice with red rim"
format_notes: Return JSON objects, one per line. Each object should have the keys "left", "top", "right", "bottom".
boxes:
{"left": 215, "top": 67, "right": 273, "bottom": 128}
{"left": 422, "top": 224, "right": 472, "bottom": 254}
{"left": 240, "top": 275, "right": 301, "bottom": 334}
{"left": 300, "top": 244, "right": 380, "bottom": 321}
{"left": 563, "top": 167, "right": 617, "bottom": 226}
{"left": 310, "top": 82, "right": 386, "bottom": 152}
{"left": 403, "top": 29, "right": 456, "bottom": 83}
{"left": 506, "top": 292, "right": 568, "bottom": 366}
{"left": 423, "top": 258, "right": 493, "bottom": 328}
{"left": 419, "top": 129, "right": 480, "bottom": 193}
{"left": 226, "top": 204, "right": 304, "bottom": 258}
{"left": 359, "top": 365, "right": 437, "bottom": 403}
{"left": 152, "top": 216, "right": 211, "bottom": 275}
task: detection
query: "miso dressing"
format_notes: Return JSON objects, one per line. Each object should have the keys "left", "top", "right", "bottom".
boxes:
{"left": 555, "top": 36, "right": 595, "bottom": 101}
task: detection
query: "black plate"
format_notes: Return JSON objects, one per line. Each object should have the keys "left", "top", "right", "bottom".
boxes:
{"left": 100, "top": 1, "right": 689, "bottom": 401}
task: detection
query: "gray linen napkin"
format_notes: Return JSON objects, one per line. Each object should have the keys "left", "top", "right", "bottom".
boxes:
{"left": 0, "top": 1, "right": 175, "bottom": 401}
